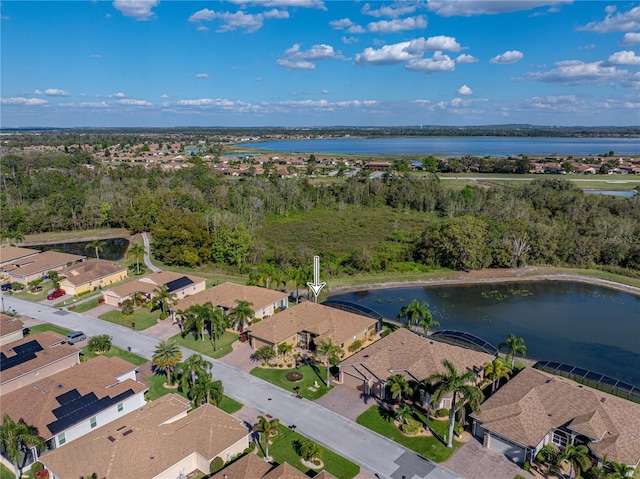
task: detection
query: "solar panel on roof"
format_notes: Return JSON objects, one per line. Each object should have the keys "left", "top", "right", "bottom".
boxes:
{"left": 165, "top": 276, "right": 194, "bottom": 292}
{"left": 0, "top": 340, "right": 44, "bottom": 372}
{"left": 56, "top": 389, "right": 81, "bottom": 405}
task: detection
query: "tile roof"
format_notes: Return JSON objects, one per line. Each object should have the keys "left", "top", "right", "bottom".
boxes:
{"left": 0, "top": 331, "right": 79, "bottom": 385}
{"left": 472, "top": 367, "right": 640, "bottom": 466}
{"left": 0, "top": 355, "right": 145, "bottom": 438}
{"left": 59, "top": 259, "right": 126, "bottom": 286}
{"left": 176, "top": 282, "right": 288, "bottom": 312}
{"left": 0, "top": 313, "right": 24, "bottom": 337}
{"left": 209, "top": 453, "right": 337, "bottom": 479}
{"left": 103, "top": 279, "right": 157, "bottom": 297}
{"left": 139, "top": 271, "right": 205, "bottom": 288}
{"left": 339, "top": 328, "right": 493, "bottom": 383}
{"left": 248, "top": 301, "right": 377, "bottom": 345}
{"left": 3, "top": 250, "right": 85, "bottom": 277}
{"left": 0, "top": 245, "right": 40, "bottom": 264}
{"left": 42, "top": 394, "right": 249, "bottom": 479}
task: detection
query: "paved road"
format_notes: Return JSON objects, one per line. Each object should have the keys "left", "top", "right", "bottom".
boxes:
{"left": 141, "top": 232, "right": 161, "bottom": 272}
{"left": 4, "top": 295, "right": 460, "bottom": 479}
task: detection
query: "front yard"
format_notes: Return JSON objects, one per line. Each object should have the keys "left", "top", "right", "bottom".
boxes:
{"left": 170, "top": 330, "right": 239, "bottom": 359}
{"left": 250, "top": 363, "right": 332, "bottom": 400}
{"left": 99, "top": 307, "right": 162, "bottom": 331}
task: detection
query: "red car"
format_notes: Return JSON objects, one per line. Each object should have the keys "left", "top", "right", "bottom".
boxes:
{"left": 47, "top": 289, "right": 65, "bottom": 300}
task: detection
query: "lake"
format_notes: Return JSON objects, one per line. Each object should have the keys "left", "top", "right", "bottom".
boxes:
{"left": 246, "top": 137, "right": 640, "bottom": 156}
{"left": 29, "top": 238, "right": 130, "bottom": 261}
{"left": 329, "top": 281, "right": 640, "bottom": 387}
{"left": 583, "top": 189, "right": 637, "bottom": 197}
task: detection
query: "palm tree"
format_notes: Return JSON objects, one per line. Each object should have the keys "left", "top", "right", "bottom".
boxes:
{"left": 181, "top": 304, "right": 206, "bottom": 342}
{"left": 152, "top": 339, "right": 183, "bottom": 385}
{"left": 560, "top": 444, "right": 591, "bottom": 478}
{"left": 189, "top": 375, "right": 223, "bottom": 406}
{"left": 205, "top": 303, "right": 229, "bottom": 351}
{"left": 387, "top": 374, "right": 412, "bottom": 403}
{"left": 315, "top": 339, "right": 344, "bottom": 386}
{"left": 0, "top": 414, "right": 46, "bottom": 478}
{"left": 426, "top": 359, "right": 484, "bottom": 448}
{"left": 288, "top": 267, "right": 306, "bottom": 304}
{"left": 253, "top": 415, "right": 280, "bottom": 461}
{"left": 278, "top": 342, "right": 294, "bottom": 360}
{"left": 87, "top": 334, "right": 112, "bottom": 354}
{"left": 177, "top": 354, "right": 212, "bottom": 394}
{"left": 484, "top": 358, "right": 511, "bottom": 393}
{"left": 230, "top": 300, "right": 254, "bottom": 331}
{"left": 499, "top": 334, "right": 527, "bottom": 368}
{"left": 85, "top": 239, "right": 107, "bottom": 259}
{"left": 395, "top": 403, "right": 414, "bottom": 424}
{"left": 605, "top": 460, "right": 635, "bottom": 478}
{"left": 397, "top": 300, "right": 437, "bottom": 334}
{"left": 126, "top": 242, "right": 146, "bottom": 274}
{"left": 153, "top": 285, "right": 177, "bottom": 316}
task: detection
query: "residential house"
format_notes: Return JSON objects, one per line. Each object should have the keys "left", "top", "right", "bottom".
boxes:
{"left": 209, "top": 451, "right": 337, "bottom": 479}
{"left": 1, "top": 250, "right": 85, "bottom": 285}
{"left": 0, "top": 355, "right": 147, "bottom": 456}
{"left": 0, "top": 246, "right": 40, "bottom": 272}
{"left": 247, "top": 301, "right": 378, "bottom": 356}
{"left": 175, "top": 282, "right": 288, "bottom": 320}
{"left": 0, "top": 313, "right": 24, "bottom": 346}
{"left": 102, "top": 279, "right": 157, "bottom": 307}
{"left": 0, "top": 331, "right": 80, "bottom": 395}
{"left": 138, "top": 270, "right": 206, "bottom": 301}
{"left": 41, "top": 393, "right": 250, "bottom": 479}
{"left": 58, "top": 259, "right": 128, "bottom": 296}
{"left": 471, "top": 367, "right": 640, "bottom": 472}
{"left": 338, "top": 328, "right": 493, "bottom": 403}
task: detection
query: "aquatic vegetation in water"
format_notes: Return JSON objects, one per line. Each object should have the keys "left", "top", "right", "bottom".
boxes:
{"left": 585, "top": 289, "right": 624, "bottom": 304}
{"left": 477, "top": 314, "right": 492, "bottom": 322}
{"left": 481, "top": 288, "right": 533, "bottom": 301}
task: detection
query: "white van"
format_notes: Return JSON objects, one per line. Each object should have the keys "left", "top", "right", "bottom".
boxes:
{"left": 66, "top": 331, "right": 86, "bottom": 344}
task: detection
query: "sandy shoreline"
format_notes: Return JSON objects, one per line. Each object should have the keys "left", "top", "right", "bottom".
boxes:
{"left": 328, "top": 268, "right": 640, "bottom": 297}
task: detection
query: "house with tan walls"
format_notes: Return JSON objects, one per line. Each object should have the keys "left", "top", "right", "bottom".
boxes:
{"left": 0, "top": 246, "right": 40, "bottom": 271}
{"left": 1, "top": 250, "right": 85, "bottom": 285}
{"left": 338, "top": 328, "right": 493, "bottom": 404}
{"left": 58, "top": 259, "right": 128, "bottom": 296}
{"left": 0, "top": 313, "right": 25, "bottom": 346}
{"left": 209, "top": 452, "right": 337, "bottom": 479}
{"left": 102, "top": 279, "right": 157, "bottom": 307}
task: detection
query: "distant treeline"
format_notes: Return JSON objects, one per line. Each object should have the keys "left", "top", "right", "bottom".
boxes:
{"left": 1, "top": 153, "right": 639, "bottom": 279}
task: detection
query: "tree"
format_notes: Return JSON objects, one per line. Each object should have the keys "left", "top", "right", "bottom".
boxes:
{"left": 177, "top": 354, "right": 212, "bottom": 394}
{"left": 560, "top": 444, "right": 591, "bottom": 478}
{"left": 387, "top": 374, "right": 412, "bottom": 403}
{"left": 315, "top": 339, "right": 343, "bottom": 386}
{"left": 499, "top": 334, "right": 527, "bottom": 368}
{"left": 87, "top": 334, "right": 112, "bottom": 354}
{"left": 484, "top": 358, "right": 511, "bottom": 393}
{"left": 253, "top": 415, "right": 279, "bottom": 461}
{"left": 152, "top": 339, "right": 182, "bottom": 385}
{"left": 189, "top": 375, "right": 223, "bottom": 407}
{"left": 126, "top": 242, "right": 146, "bottom": 275}
{"left": 397, "top": 299, "right": 438, "bottom": 334}
{"left": 121, "top": 298, "right": 134, "bottom": 316}
{"left": 252, "top": 345, "right": 276, "bottom": 362}
{"left": 206, "top": 303, "right": 229, "bottom": 351}
{"left": 0, "top": 414, "right": 46, "bottom": 478}
{"left": 85, "top": 239, "right": 107, "bottom": 259}
{"left": 277, "top": 342, "right": 294, "bottom": 359}
{"left": 299, "top": 439, "right": 322, "bottom": 462}
{"left": 395, "top": 403, "right": 414, "bottom": 424}
{"left": 605, "top": 460, "right": 635, "bottom": 478}
{"left": 230, "top": 300, "right": 254, "bottom": 331}
{"left": 426, "top": 359, "right": 483, "bottom": 448}
{"left": 153, "top": 285, "right": 177, "bottom": 317}
{"left": 181, "top": 304, "right": 207, "bottom": 342}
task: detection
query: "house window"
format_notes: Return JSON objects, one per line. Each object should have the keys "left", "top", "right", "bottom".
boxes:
{"left": 262, "top": 308, "right": 266, "bottom": 316}
{"left": 100, "top": 278, "right": 104, "bottom": 283}
{"left": 117, "top": 403, "right": 124, "bottom": 412}
{"left": 90, "top": 417, "right": 97, "bottom": 429}
{"left": 552, "top": 430, "right": 568, "bottom": 448}
{"left": 58, "top": 433, "right": 66, "bottom": 445}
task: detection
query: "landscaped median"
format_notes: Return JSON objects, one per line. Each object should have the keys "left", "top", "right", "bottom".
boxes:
{"left": 170, "top": 330, "right": 238, "bottom": 359}
{"left": 356, "top": 405, "right": 463, "bottom": 463}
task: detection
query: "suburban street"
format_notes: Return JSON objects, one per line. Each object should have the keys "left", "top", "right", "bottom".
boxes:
{"left": 3, "top": 295, "right": 461, "bottom": 479}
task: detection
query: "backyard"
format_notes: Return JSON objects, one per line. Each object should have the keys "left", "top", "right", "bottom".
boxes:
{"left": 250, "top": 363, "right": 332, "bottom": 400}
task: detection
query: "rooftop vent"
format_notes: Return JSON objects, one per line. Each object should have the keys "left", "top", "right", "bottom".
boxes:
{"left": 600, "top": 398, "right": 606, "bottom": 403}
{"left": 108, "top": 436, "right": 115, "bottom": 442}
{"left": 116, "top": 425, "right": 126, "bottom": 431}
{"left": 57, "top": 384, "right": 63, "bottom": 389}
{"left": 122, "top": 429, "right": 133, "bottom": 436}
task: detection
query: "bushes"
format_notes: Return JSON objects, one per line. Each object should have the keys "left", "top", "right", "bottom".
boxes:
{"left": 435, "top": 408, "right": 449, "bottom": 418}
{"left": 209, "top": 456, "right": 224, "bottom": 473}
{"left": 401, "top": 417, "right": 422, "bottom": 435}
{"left": 348, "top": 339, "right": 363, "bottom": 353}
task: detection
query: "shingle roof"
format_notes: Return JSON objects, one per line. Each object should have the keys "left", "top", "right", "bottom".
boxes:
{"left": 0, "top": 355, "right": 145, "bottom": 438}
{"left": 0, "top": 313, "right": 24, "bottom": 337}
{"left": 247, "top": 301, "right": 377, "bottom": 345}
{"left": 3, "top": 250, "right": 85, "bottom": 277}
{"left": 176, "top": 282, "right": 288, "bottom": 313}
{"left": 0, "top": 245, "right": 39, "bottom": 264}
{"left": 209, "top": 453, "right": 337, "bottom": 479}
{"left": 103, "top": 279, "right": 157, "bottom": 298}
{"left": 41, "top": 394, "right": 249, "bottom": 479}
{"left": 472, "top": 367, "right": 640, "bottom": 466}
{"left": 140, "top": 270, "right": 205, "bottom": 288}
{"left": 339, "top": 328, "right": 493, "bottom": 383}
{"left": 59, "top": 259, "right": 126, "bottom": 286}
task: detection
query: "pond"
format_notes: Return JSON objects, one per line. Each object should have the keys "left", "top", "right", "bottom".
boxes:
{"left": 583, "top": 189, "right": 636, "bottom": 197}
{"left": 29, "top": 238, "right": 130, "bottom": 261}
{"left": 329, "top": 281, "right": 640, "bottom": 387}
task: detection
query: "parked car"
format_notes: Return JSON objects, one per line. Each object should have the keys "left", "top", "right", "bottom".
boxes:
{"left": 1, "top": 283, "right": 11, "bottom": 291}
{"left": 47, "top": 289, "right": 66, "bottom": 300}
{"left": 66, "top": 331, "right": 86, "bottom": 344}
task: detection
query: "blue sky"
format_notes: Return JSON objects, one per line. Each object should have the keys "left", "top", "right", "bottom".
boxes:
{"left": 1, "top": 0, "right": 639, "bottom": 127}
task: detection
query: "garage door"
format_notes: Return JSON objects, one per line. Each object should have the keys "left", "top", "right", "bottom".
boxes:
{"left": 341, "top": 371, "right": 366, "bottom": 392}
{"left": 488, "top": 434, "right": 526, "bottom": 465}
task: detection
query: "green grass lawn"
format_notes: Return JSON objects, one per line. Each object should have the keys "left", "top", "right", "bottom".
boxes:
{"left": 67, "top": 296, "right": 101, "bottom": 313}
{"left": 26, "top": 323, "right": 72, "bottom": 336}
{"left": 170, "top": 330, "right": 239, "bottom": 359}
{"left": 257, "top": 424, "right": 360, "bottom": 479}
{"left": 250, "top": 363, "right": 332, "bottom": 400}
{"left": 99, "top": 307, "right": 161, "bottom": 331}
{"left": 81, "top": 345, "right": 147, "bottom": 366}
{"left": 356, "top": 405, "right": 462, "bottom": 463}
{"left": 217, "top": 394, "right": 243, "bottom": 414}
{"left": 0, "top": 463, "right": 14, "bottom": 479}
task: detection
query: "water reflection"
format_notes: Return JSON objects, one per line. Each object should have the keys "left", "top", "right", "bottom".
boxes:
{"left": 28, "top": 238, "right": 130, "bottom": 261}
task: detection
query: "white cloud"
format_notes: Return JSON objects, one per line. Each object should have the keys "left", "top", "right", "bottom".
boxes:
{"left": 227, "top": 0, "right": 326, "bottom": 10}
{"left": 255, "top": 77, "right": 263, "bottom": 82}
{"left": 619, "top": 32, "right": 640, "bottom": 46}
{"left": 355, "top": 41, "right": 415, "bottom": 65}
{"left": 490, "top": 50, "right": 524, "bottom": 64}
{"left": 361, "top": 2, "right": 420, "bottom": 18}
{"left": 112, "top": 0, "right": 159, "bottom": 20}
{"left": 406, "top": 51, "right": 456, "bottom": 72}
{"left": 348, "top": 25, "right": 366, "bottom": 34}
{"left": 196, "top": 25, "right": 208, "bottom": 32}
{"left": 117, "top": 98, "right": 152, "bottom": 106}
{"left": 522, "top": 60, "right": 626, "bottom": 85}
{"left": 34, "top": 88, "right": 70, "bottom": 97}
{"left": 427, "top": 0, "right": 572, "bottom": 17}
{"left": 189, "top": 8, "right": 216, "bottom": 22}
{"left": 195, "top": 73, "right": 209, "bottom": 79}
{"left": 526, "top": 95, "right": 581, "bottom": 112}
{"left": 367, "top": 15, "right": 427, "bottom": 33}
{"left": 89, "top": 53, "right": 102, "bottom": 58}
{"left": 1, "top": 97, "right": 48, "bottom": 105}
{"left": 321, "top": 89, "right": 329, "bottom": 94}
{"left": 608, "top": 50, "right": 640, "bottom": 66}
{"left": 456, "top": 53, "right": 478, "bottom": 63}
{"left": 108, "top": 92, "right": 127, "bottom": 98}
{"left": 341, "top": 36, "right": 358, "bottom": 44}
{"left": 578, "top": 44, "right": 595, "bottom": 50}
{"left": 160, "top": 94, "right": 169, "bottom": 99}
{"left": 1, "top": 15, "right": 10, "bottom": 21}
{"left": 457, "top": 84, "right": 473, "bottom": 95}
{"left": 578, "top": 6, "right": 640, "bottom": 33}
{"left": 330, "top": 18, "right": 354, "bottom": 30}
{"left": 189, "top": 8, "right": 289, "bottom": 32}
{"left": 277, "top": 43, "right": 345, "bottom": 70}
{"left": 404, "top": 35, "right": 461, "bottom": 53}
{"left": 450, "top": 97, "right": 471, "bottom": 107}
